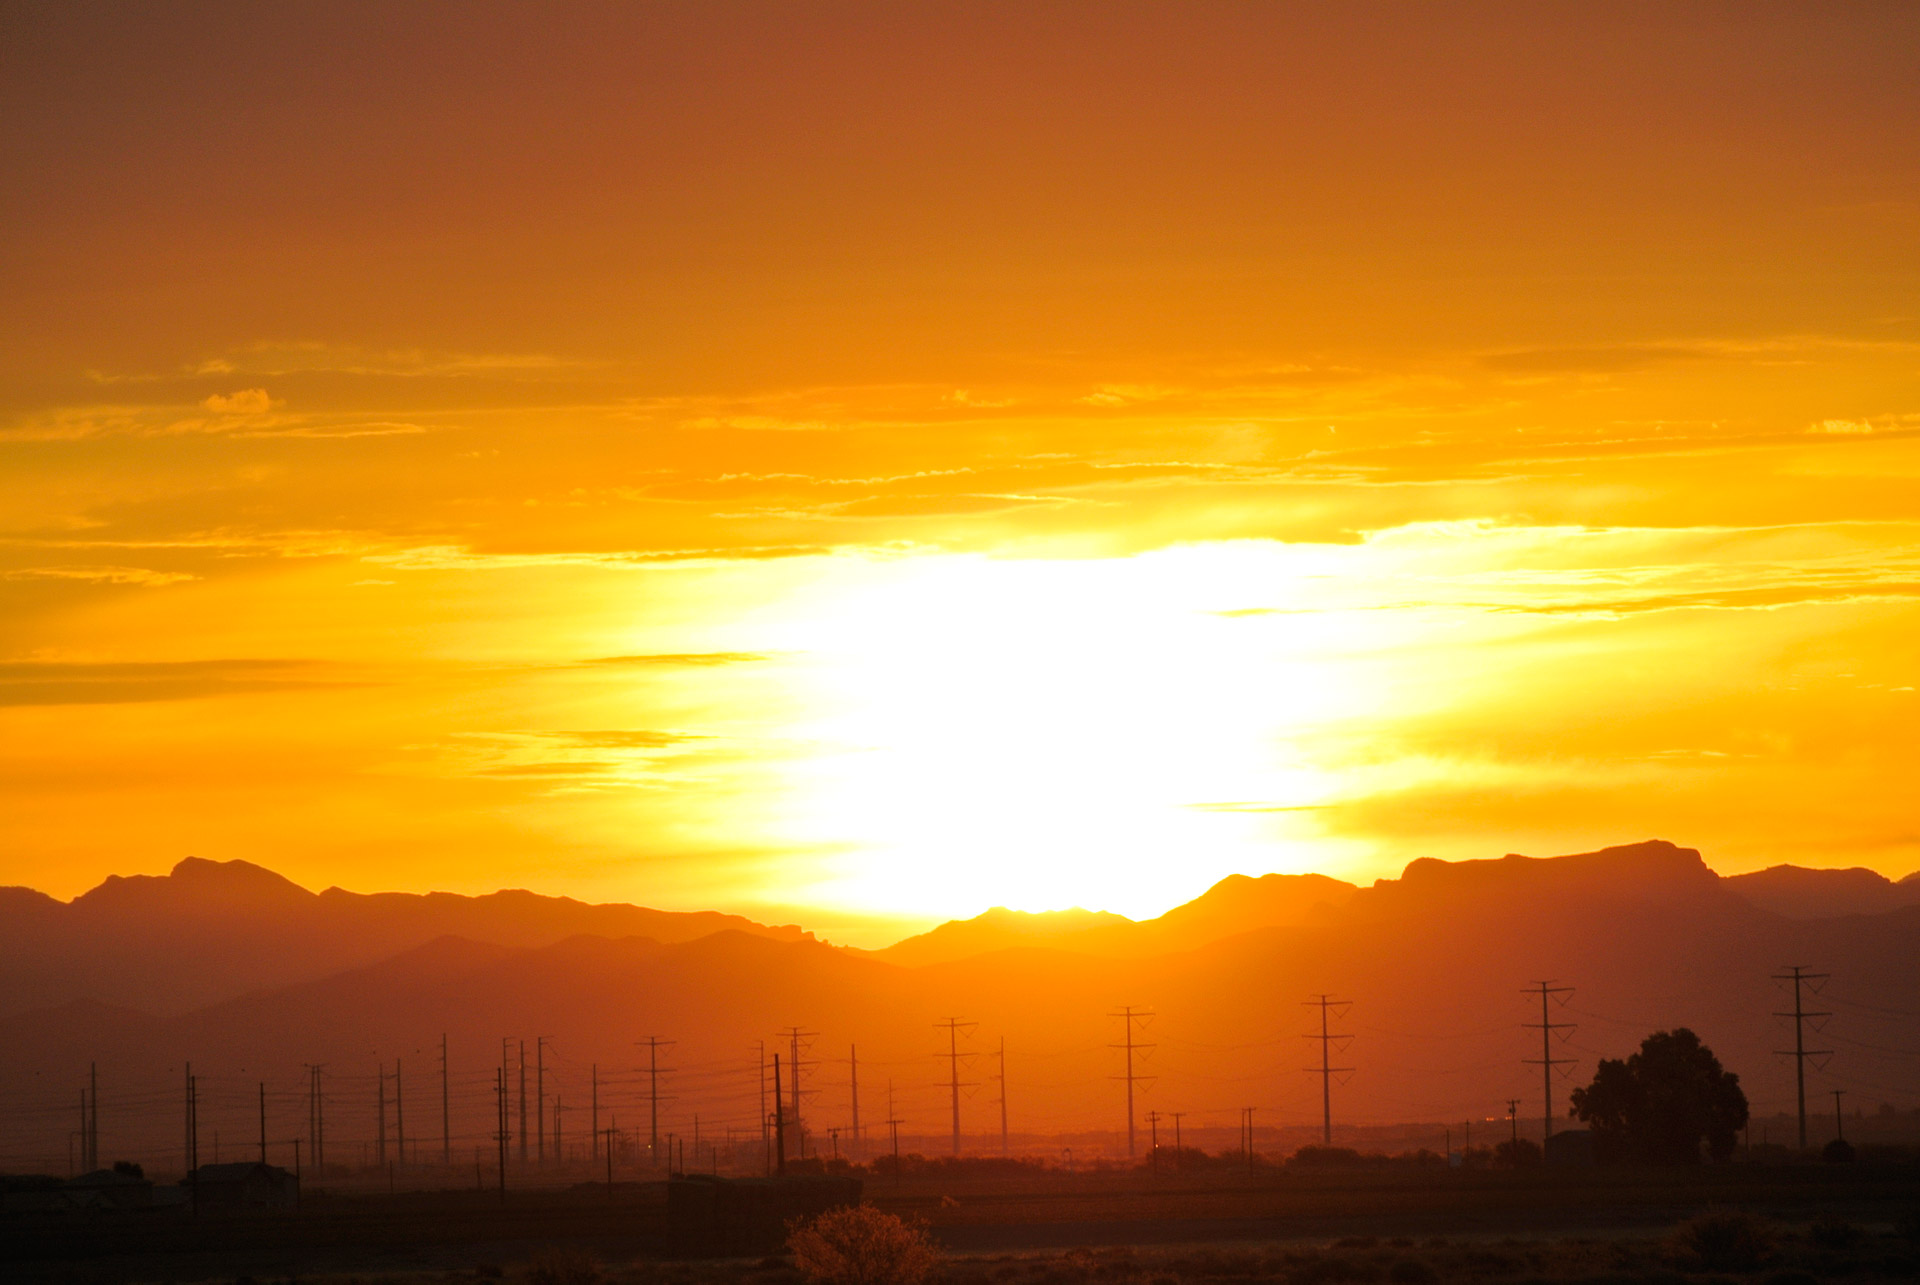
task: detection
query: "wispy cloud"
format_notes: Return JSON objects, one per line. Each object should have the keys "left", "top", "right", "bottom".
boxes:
{"left": 0, "top": 659, "right": 346, "bottom": 707}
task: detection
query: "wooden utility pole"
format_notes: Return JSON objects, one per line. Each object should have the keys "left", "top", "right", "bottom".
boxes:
{"left": 1108, "top": 1006, "right": 1155, "bottom": 1157}
{"left": 996, "top": 1037, "right": 1009, "bottom": 1155}
{"left": 1523, "top": 981, "right": 1576, "bottom": 1146}
{"left": 936, "top": 1017, "right": 976, "bottom": 1155}
{"left": 395, "top": 1057, "right": 405, "bottom": 1169}
{"left": 638, "top": 1036, "right": 675, "bottom": 1164}
{"left": 772, "top": 1053, "right": 787, "bottom": 1175}
{"left": 377, "top": 1062, "right": 387, "bottom": 1165}
{"left": 1304, "top": 995, "right": 1353, "bottom": 1146}
{"left": 1773, "top": 965, "right": 1831, "bottom": 1150}
{"left": 441, "top": 1035, "right": 452, "bottom": 1166}
{"left": 493, "top": 1066, "right": 509, "bottom": 1204}
{"left": 849, "top": 1044, "right": 861, "bottom": 1159}
{"left": 535, "top": 1037, "right": 547, "bottom": 1165}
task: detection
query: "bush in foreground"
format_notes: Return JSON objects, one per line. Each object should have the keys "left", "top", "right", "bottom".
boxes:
{"left": 787, "top": 1203, "right": 940, "bottom": 1285}
{"left": 1671, "top": 1208, "right": 1776, "bottom": 1272}
{"left": 524, "top": 1247, "right": 605, "bottom": 1285}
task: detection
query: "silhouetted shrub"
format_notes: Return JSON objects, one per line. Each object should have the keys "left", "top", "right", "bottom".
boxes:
{"left": 786, "top": 1204, "right": 939, "bottom": 1285}
{"left": 1810, "top": 1213, "right": 1859, "bottom": 1250}
{"left": 1290, "top": 1147, "right": 1366, "bottom": 1169}
{"left": 1821, "top": 1137, "right": 1855, "bottom": 1163}
{"left": 524, "top": 1248, "right": 604, "bottom": 1285}
{"left": 1387, "top": 1259, "right": 1438, "bottom": 1284}
{"left": 112, "top": 1160, "right": 144, "bottom": 1178}
{"left": 1493, "top": 1139, "right": 1542, "bottom": 1168}
{"left": 1671, "top": 1210, "right": 1775, "bottom": 1272}
{"left": 1760, "top": 1272, "right": 1818, "bottom": 1285}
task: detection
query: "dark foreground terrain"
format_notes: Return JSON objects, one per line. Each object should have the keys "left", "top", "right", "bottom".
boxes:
{"left": 4, "top": 1163, "right": 1917, "bottom": 1284}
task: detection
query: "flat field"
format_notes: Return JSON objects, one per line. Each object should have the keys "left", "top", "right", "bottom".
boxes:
{"left": 3, "top": 1163, "right": 1916, "bottom": 1284}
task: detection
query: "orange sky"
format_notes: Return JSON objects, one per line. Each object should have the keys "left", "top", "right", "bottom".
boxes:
{"left": 3, "top": 2, "right": 1919, "bottom": 943}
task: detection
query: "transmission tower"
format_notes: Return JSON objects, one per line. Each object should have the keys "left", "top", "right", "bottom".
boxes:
{"left": 995, "top": 1036, "right": 1009, "bottom": 1156}
{"left": 779, "top": 1027, "right": 817, "bottom": 1156}
{"left": 935, "top": 1017, "right": 977, "bottom": 1155}
{"left": 637, "top": 1036, "right": 676, "bottom": 1161}
{"left": 1772, "top": 964, "right": 1831, "bottom": 1150}
{"left": 1108, "top": 1005, "right": 1156, "bottom": 1157}
{"left": 1523, "top": 981, "right": 1576, "bottom": 1146}
{"left": 1302, "top": 994, "right": 1353, "bottom": 1145}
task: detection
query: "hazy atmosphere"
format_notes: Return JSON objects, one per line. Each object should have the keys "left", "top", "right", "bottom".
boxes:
{"left": 6, "top": 3, "right": 1920, "bottom": 936}
{"left": 3, "top": 6, "right": 1918, "bottom": 1281}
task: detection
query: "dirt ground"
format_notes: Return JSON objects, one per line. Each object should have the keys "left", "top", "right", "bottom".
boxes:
{"left": 4, "top": 1162, "right": 1916, "bottom": 1284}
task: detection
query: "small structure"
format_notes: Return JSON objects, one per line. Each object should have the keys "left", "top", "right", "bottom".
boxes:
{"left": 185, "top": 1162, "right": 299, "bottom": 1208}
{"left": 1544, "top": 1129, "right": 1595, "bottom": 1167}
{"left": 70, "top": 1166, "right": 158, "bottom": 1210}
{"left": 667, "top": 1174, "right": 862, "bottom": 1255}
{"left": 0, "top": 1167, "right": 158, "bottom": 1214}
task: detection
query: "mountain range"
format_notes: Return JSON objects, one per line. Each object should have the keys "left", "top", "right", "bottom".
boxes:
{"left": 0, "top": 841, "right": 1914, "bottom": 1173}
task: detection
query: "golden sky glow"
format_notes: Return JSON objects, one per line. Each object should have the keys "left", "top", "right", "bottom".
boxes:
{"left": 4, "top": 3, "right": 1919, "bottom": 941}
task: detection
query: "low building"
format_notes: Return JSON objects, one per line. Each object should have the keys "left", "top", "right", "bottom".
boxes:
{"left": 667, "top": 1174, "right": 862, "bottom": 1255}
{"left": 185, "top": 1162, "right": 299, "bottom": 1208}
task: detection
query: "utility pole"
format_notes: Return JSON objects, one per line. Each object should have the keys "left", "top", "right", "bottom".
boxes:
{"left": 757, "top": 1042, "right": 768, "bottom": 1173}
{"left": 441, "top": 1035, "right": 451, "bottom": 1166}
{"left": 1832, "top": 1089, "right": 1846, "bottom": 1142}
{"left": 1506, "top": 1098, "right": 1521, "bottom": 1146}
{"left": 772, "top": 1053, "right": 787, "bottom": 1175}
{"left": 1523, "top": 981, "right": 1576, "bottom": 1147}
{"left": 88, "top": 1062, "right": 98, "bottom": 1171}
{"left": 518, "top": 1040, "right": 528, "bottom": 1165}
{"left": 377, "top": 1061, "right": 387, "bottom": 1165}
{"left": 638, "top": 1036, "right": 675, "bottom": 1164}
{"left": 1170, "top": 1110, "right": 1184, "bottom": 1163}
{"left": 996, "top": 1037, "right": 1009, "bottom": 1156}
{"left": 186, "top": 1065, "right": 198, "bottom": 1212}
{"left": 259, "top": 1082, "right": 267, "bottom": 1164}
{"left": 935, "top": 1017, "right": 977, "bottom": 1156}
{"left": 535, "top": 1037, "right": 548, "bottom": 1165}
{"left": 305, "top": 1063, "right": 326, "bottom": 1171}
{"left": 591, "top": 1064, "right": 600, "bottom": 1162}
{"left": 779, "top": 1028, "right": 816, "bottom": 1155}
{"left": 849, "top": 1044, "right": 861, "bottom": 1160}
{"left": 1773, "top": 964, "right": 1831, "bottom": 1151}
{"left": 884, "top": 1080, "right": 902, "bottom": 1174}
{"left": 493, "top": 1065, "right": 508, "bottom": 1204}
{"left": 1146, "top": 1110, "right": 1160, "bottom": 1171}
{"left": 1108, "top": 1006, "right": 1155, "bottom": 1158}
{"left": 1303, "top": 995, "right": 1353, "bottom": 1146}
{"left": 395, "top": 1056, "right": 405, "bottom": 1169}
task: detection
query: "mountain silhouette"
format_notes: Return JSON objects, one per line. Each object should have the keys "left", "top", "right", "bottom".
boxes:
{"left": 1724, "top": 863, "right": 1920, "bottom": 919}
{"left": 870, "top": 871, "right": 1357, "bottom": 966}
{"left": 3, "top": 840, "right": 1914, "bottom": 1170}
{"left": 0, "top": 857, "right": 809, "bottom": 1019}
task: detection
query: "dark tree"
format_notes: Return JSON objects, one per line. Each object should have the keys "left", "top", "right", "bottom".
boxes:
{"left": 1569, "top": 1027, "right": 1748, "bottom": 1163}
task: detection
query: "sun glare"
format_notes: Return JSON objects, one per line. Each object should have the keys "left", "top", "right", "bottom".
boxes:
{"left": 740, "top": 547, "right": 1388, "bottom": 918}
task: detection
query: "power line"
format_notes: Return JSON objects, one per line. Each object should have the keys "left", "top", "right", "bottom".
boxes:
{"left": 1302, "top": 994, "right": 1353, "bottom": 1146}
{"left": 1108, "top": 1005, "right": 1155, "bottom": 1158}
{"left": 778, "top": 1027, "right": 817, "bottom": 1157}
{"left": 1522, "top": 981, "right": 1575, "bottom": 1146}
{"left": 995, "top": 1037, "right": 1008, "bottom": 1156}
{"left": 1773, "top": 964, "right": 1832, "bottom": 1150}
{"left": 934, "top": 1017, "right": 977, "bottom": 1156}
{"left": 637, "top": 1036, "right": 676, "bottom": 1163}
